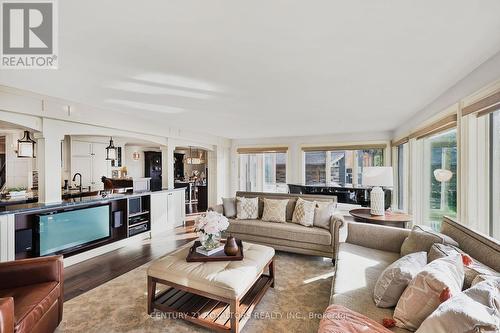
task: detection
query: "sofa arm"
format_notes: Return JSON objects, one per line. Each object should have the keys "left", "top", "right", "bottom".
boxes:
{"left": 344, "top": 221, "right": 410, "bottom": 254}
{"left": 330, "top": 214, "right": 345, "bottom": 256}
{"left": 0, "top": 297, "right": 14, "bottom": 333}
{"left": 209, "top": 204, "right": 224, "bottom": 215}
{"left": 0, "top": 255, "right": 63, "bottom": 290}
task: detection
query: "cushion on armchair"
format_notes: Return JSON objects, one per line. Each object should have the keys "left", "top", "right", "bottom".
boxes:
{"left": 428, "top": 243, "right": 500, "bottom": 289}
{"left": 373, "top": 251, "right": 427, "bottom": 308}
{"left": 292, "top": 197, "right": 316, "bottom": 226}
{"left": 400, "top": 225, "right": 459, "bottom": 257}
{"left": 261, "top": 198, "right": 288, "bottom": 223}
{"left": 416, "top": 278, "right": 500, "bottom": 333}
{"left": 393, "top": 254, "right": 464, "bottom": 331}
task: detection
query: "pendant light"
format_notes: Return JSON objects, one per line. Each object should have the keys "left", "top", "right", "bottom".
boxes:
{"left": 186, "top": 146, "right": 203, "bottom": 164}
{"left": 17, "top": 131, "right": 36, "bottom": 158}
{"left": 105, "top": 137, "right": 117, "bottom": 160}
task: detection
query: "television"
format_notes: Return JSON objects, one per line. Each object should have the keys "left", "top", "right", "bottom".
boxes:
{"left": 37, "top": 205, "right": 111, "bottom": 256}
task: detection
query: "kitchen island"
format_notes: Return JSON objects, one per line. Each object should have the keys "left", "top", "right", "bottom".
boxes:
{"left": 0, "top": 188, "right": 186, "bottom": 266}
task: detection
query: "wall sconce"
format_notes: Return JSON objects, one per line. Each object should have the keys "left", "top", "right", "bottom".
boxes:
{"left": 132, "top": 152, "right": 140, "bottom": 161}
{"left": 17, "top": 131, "right": 36, "bottom": 158}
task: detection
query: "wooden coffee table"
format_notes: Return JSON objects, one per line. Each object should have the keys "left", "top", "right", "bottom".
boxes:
{"left": 349, "top": 208, "right": 412, "bottom": 228}
{"left": 147, "top": 241, "right": 275, "bottom": 333}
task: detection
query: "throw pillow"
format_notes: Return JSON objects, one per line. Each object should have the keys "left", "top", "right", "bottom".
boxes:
{"left": 292, "top": 198, "right": 316, "bottom": 227}
{"left": 222, "top": 197, "right": 237, "bottom": 218}
{"left": 261, "top": 198, "right": 288, "bottom": 223}
{"left": 393, "top": 254, "right": 464, "bottom": 331}
{"left": 400, "top": 225, "right": 459, "bottom": 257}
{"left": 313, "top": 202, "right": 336, "bottom": 229}
{"left": 416, "top": 279, "right": 500, "bottom": 333}
{"left": 428, "top": 243, "right": 500, "bottom": 289}
{"left": 373, "top": 251, "right": 427, "bottom": 308}
{"left": 236, "top": 197, "right": 259, "bottom": 219}
{"left": 472, "top": 274, "right": 500, "bottom": 287}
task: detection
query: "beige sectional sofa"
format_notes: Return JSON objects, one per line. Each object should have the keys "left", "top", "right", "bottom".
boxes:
{"left": 329, "top": 216, "right": 500, "bottom": 332}
{"left": 212, "top": 191, "right": 343, "bottom": 260}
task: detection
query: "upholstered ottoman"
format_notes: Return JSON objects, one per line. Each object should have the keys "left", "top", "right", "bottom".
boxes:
{"left": 147, "top": 241, "right": 275, "bottom": 333}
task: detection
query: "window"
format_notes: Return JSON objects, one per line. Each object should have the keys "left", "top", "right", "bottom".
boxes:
{"left": 422, "top": 129, "right": 457, "bottom": 231}
{"left": 490, "top": 110, "right": 500, "bottom": 239}
{"left": 397, "top": 144, "right": 405, "bottom": 210}
{"left": 239, "top": 152, "right": 287, "bottom": 193}
{"left": 304, "top": 148, "right": 384, "bottom": 186}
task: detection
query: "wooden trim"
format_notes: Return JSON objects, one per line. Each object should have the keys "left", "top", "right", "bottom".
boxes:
{"left": 301, "top": 143, "right": 387, "bottom": 152}
{"left": 391, "top": 137, "right": 409, "bottom": 147}
{"left": 408, "top": 114, "right": 457, "bottom": 140}
{"left": 415, "top": 122, "right": 456, "bottom": 140}
{"left": 476, "top": 104, "right": 500, "bottom": 118}
{"left": 236, "top": 146, "right": 288, "bottom": 154}
{"left": 462, "top": 91, "right": 500, "bottom": 117}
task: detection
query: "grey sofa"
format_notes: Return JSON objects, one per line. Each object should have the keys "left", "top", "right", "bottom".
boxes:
{"left": 212, "top": 191, "right": 343, "bottom": 260}
{"left": 329, "top": 216, "right": 500, "bottom": 332}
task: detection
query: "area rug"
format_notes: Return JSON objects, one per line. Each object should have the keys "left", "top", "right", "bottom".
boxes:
{"left": 56, "top": 249, "right": 334, "bottom": 333}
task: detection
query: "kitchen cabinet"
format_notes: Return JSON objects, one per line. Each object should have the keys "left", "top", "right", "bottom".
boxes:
{"left": 167, "top": 189, "right": 185, "bottom": 228}
{"left": 70, "top": 140, "right": 111, "bottom": 190}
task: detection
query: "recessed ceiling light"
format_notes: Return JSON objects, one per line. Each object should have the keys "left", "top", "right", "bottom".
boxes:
{"left": 107, "top": 81, "right": 213, "bottom": 99}
{"left": 104, "top": 99, "right": 184, "bottom": 114}
{"left": 133, "top": 73, "right": 222, "bottom": 92}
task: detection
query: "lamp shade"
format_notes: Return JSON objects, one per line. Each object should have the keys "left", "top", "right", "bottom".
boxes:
{"left": 362, "top": 167, "right": 394, "bottom": 187}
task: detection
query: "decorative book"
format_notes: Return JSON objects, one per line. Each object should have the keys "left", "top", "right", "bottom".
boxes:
{"left": 195, "top": 245, "right": 224, "bottom": 256}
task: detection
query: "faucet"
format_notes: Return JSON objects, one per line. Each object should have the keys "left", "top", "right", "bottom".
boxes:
{"left": 72, "top": 173, "right": 82, "bottom": 191}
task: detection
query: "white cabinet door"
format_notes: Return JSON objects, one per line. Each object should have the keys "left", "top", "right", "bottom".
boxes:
{"left": 72, "top": 140, "right": 92, "bottom": 157}
{"left": 167, "top": 192, "right": 176, "bottom": 227}
{"left": 150, "top": 192, "right": 169, "bottom": 235}
{"left": 167, "top": 190, "right": 185, "bottom": 228}
{"left": 71, "top": 156, "right": 92, "bottom": 188}
{"left": 91, "top": 142, "right": 111, "bottom": 190}
{"left": 174, "top": 190, "right": 186, "bottom": 227}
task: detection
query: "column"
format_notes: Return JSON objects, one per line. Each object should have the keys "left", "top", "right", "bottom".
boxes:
{"left": 161, "top": 144, "right": 175, "bottom": 189}
{"left": 36, "top": 134, "right": 62, "bottom": 203}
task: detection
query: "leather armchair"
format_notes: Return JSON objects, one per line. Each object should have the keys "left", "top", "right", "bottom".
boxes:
{"left": 0, "top": 256, "right": 64, "bottom": 333}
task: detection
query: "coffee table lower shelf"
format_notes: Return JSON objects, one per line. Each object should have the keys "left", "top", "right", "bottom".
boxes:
{"left": 150, "top": 274, "right": 273, "bottom": 333}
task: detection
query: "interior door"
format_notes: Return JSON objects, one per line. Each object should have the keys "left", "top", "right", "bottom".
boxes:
{"left": 91, "top": 143, "right": 111, "bottom": 190}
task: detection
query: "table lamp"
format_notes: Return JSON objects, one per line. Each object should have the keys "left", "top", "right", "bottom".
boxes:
{"left": 362, "top": 167, "right": 393, "bottom": 216}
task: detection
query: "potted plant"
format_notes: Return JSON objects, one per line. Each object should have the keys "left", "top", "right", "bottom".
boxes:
{"left": 194, "top": 211, "right": 229, "bottom": 250}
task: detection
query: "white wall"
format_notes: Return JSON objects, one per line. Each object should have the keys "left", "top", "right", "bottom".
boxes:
{"left": 230, "top": 131, "right": 392, "bottom": 195}
{"left": 394, "top": 50, "right": 500, "bottom": 139}
{"left": 123, "top": 145, "right": 162, "bottom": 178}
{"left": 1, "top": 131, "right": 33, "bottom": 189}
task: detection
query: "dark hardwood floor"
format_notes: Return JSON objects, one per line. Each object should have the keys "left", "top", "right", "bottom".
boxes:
{"left": 64, "top": 224, "right": 198, "bottom": 301}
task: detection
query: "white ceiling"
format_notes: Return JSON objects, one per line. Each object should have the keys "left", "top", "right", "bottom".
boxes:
{"left": 1, "top": 1, "right": 500, "bottom": 139}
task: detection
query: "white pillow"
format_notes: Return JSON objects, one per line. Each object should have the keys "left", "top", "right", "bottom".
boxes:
{"left": 416, "top": 279, "right": 500, "bottom": 333}
{"left": 373, "top": 251, "right": 427, "bottom": 308}
{"left": 313, "top": 202, "right": 336, "bottom": 229}
{"left": 261, "top": 198, "right": 288, "bottom": 223}
{"left": 428, "top": 243, "right": 500, "bottom": 289}
{"left": 236, "top": 197, "right": 259, "bottom": 219}
{"left": 292, "top": 198, "right": 316, "bottom": 227}
{"left": 394, "top": 254, "right": 464, "bottom": 331}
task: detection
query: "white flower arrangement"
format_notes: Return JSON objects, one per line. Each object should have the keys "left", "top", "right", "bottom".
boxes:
{"left": 194, "top": 211, "right": 229, "bottom": 236}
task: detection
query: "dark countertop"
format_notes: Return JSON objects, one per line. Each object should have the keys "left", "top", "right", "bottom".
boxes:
{"left": 0, "top": 188, "right": 183, "bottom": 216}
{"left": 288, "top": 183, "right": 372, "bottom": 190}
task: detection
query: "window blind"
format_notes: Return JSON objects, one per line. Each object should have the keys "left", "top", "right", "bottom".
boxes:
{"left": 236, "top": 146, "right": 288, "bottom": 154}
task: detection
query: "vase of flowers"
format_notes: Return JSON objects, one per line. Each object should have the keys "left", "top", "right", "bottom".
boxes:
{"left": 194, "top": 211, "right": 230, "bottom": 251}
